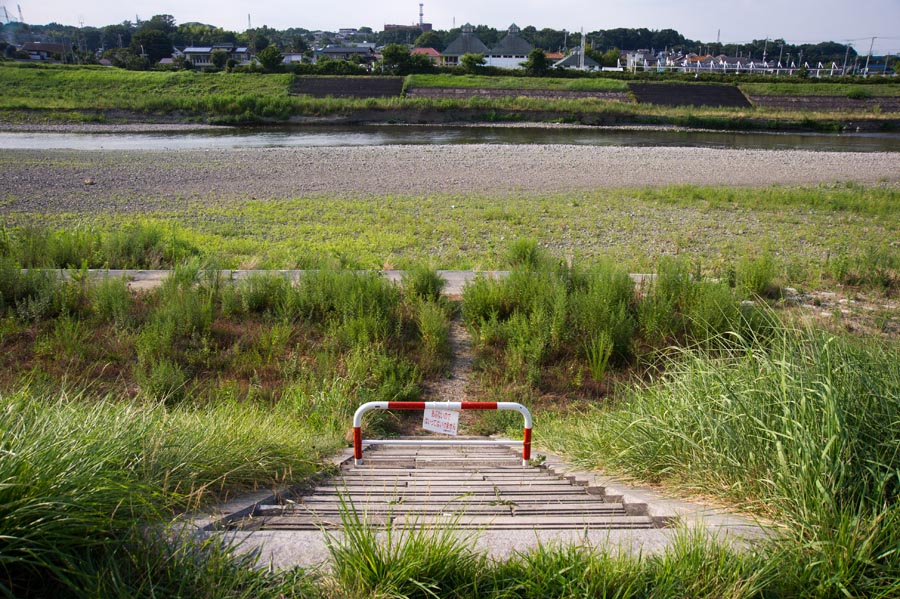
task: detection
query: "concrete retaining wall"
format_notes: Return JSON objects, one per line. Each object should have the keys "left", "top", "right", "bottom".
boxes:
{"left": 407, "top": 87, "right": 631, "bottom": 102}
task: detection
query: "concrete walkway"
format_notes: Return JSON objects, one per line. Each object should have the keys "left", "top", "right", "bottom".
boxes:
{"left": 193, "top": 442, "right": 772, "bottom": 569}
{"left": 48, "top": 269, "right": 654, "bottom": 296}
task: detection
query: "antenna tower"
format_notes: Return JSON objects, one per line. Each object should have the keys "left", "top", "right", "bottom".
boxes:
{"left": 248, "top": 14, "right": 251, "bottom": 30}
{"left": 17, "top": 3, "right": 23, "bottom": 22}
{"left": 419, "top": 3, "right": 423, "bottom": 27}
{"left": 1, "top": 5, "right": 10, "bottom": 23}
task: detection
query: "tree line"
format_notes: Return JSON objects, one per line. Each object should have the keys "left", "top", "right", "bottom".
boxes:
{"left": 1, "top": 14, "right": 862, "bottom": 68}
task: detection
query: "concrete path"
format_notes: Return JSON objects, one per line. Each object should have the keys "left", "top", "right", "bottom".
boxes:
{"left": 245, "top": 444, "right": 655, "bottom": 531}
{"left": 48, "top": 269, "right": 653, "bottom": 296}
{"left": 194, "top": 442, "right": 772, "bottom": 569}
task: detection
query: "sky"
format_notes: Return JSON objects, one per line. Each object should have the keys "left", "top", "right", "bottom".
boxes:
{"left": 7, "top": 0, "right": 900, "bottom": 55}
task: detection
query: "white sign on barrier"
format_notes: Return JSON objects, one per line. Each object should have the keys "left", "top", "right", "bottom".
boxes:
{"left": 422, "top": 408, "right": 459, "bottom": 436}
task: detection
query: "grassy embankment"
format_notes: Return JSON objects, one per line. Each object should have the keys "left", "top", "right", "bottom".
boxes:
{"left": 458, "top": 243, "right": 900, "bottom": 598}
{"left": 1, "top": 63, "right": 897, "bottom": 127}
{"left": 404, "top": 73, "right": 630, "bottom": 92}
{"left": 740, "top": 81, "right": 900, "bottom": 96}
{"left": 2, "top": 229, "right": 899, "bottom": 597}
{"left": 0, "top": 252, "right": 456, "bottom": 596}
{"left": 4, "top": 184, "right": 897, "bottom": 293}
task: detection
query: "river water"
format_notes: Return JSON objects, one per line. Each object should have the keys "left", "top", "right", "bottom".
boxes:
{"left": 2, "top": 125, "right": 900, "bottom": 152}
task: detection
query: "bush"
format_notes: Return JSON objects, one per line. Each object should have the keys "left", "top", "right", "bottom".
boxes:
{"left": 402, "top": 266, "right": 445, "bottom": 302}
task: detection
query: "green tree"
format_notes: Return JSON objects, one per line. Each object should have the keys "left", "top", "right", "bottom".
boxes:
{"left": 460, "top": 52, "right": 485, "bottom": 73}
{"left": 131, "top": 28, "right": 172, "bottom": 63}
{"left": 145, "top": 14, "right": 176, "bottom": 35}
{"left": 173, "top": 55, "right": 194, "bottom": 70}
{"left": 414, "top": 30, "right": 444, "bottom": 51}
{"left": 256, "top": 45, "right": 284, "bottom": 72}
{"left": 380, "top": 43, "right": 410, "bottom": 71}
{"left": 523, "top": 48, "right": 550, "bottom": 75}
{"left": 253, "top": 35, "right": 270, "bottom": 53}
{"left": 210, "top": 49, "right": 228, "bottom": 69}
{"left": 600, "top": 47, "right": 621, "bottom": 67}
{"left": 379, "top": 43, "right": 434, "bottom": 75}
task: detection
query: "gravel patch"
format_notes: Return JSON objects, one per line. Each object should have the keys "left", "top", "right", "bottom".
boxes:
{"left": 1, "top": 145, "right": 898, "bottom": 214}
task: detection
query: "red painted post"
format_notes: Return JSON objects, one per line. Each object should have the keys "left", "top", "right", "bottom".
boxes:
{"left": 353, "top": 426, "right": 362, "bottom": 461}
{"left": 523, "top": 427, "right": 532, "bottom": 462}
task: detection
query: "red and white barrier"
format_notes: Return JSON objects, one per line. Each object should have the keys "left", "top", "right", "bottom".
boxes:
{"left": 352, "top": 401, "right": 533, "bottom": 466}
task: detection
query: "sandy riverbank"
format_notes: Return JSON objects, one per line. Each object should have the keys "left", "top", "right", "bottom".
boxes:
{"left": 1, "top": 144, "right": 898, "bottom": 214}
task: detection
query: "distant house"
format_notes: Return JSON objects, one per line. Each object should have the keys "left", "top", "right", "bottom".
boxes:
{"left": 441, "top": 23, "right": 490, "bottom": 66}
{"left": 282, "top": 52, "right": 308, "bottom": 64}
{"left": 183, "top": 43, "right": 251, "bottom": 66}
{"left": 411, "top": 47, "right": 441, "bottom": 63}
{"left": 545, "top": 51, "right": 565, "bottom": 63}
{"left": 316, "top": 45, "right": 377, "bottom": 63}
{"left": 22, "top": 41, "right": 71, "bottom": 60}
{"left": 486, "top": 24, "right": 532, "bottom": 69}
{"left": 553, "top": 49, "right": 600, "bottom": 71}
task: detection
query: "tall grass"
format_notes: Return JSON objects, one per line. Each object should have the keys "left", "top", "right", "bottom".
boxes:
{"left": 0, "top": 390, "right": 328, "bottom": 596}
{"left": 463, "top": 245, "right": 765, "bottom": 389}
{"left": 327, "top": 504, "right": 771, "bottom": 599}
{"left": 0, "top": 223, "right": 198, "bottom": 269}
{"left": 327, "top": 498, "right": 485, "bottom": 599}
{"left": 542, "top": 325, "right": 900, "bottom": 597}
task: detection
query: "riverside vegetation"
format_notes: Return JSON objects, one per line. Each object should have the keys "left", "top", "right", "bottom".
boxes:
{"left": 0, "top": 226, "right": 898, "bottom": 596}
{"left": 4, "top": 184, "right": 898, "bottom": 292}
{"left": 1, "top": 63, "right": 899, "bottom": 127}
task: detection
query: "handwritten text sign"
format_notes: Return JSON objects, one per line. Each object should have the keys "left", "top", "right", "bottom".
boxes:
{"left": 422, "top": 408, "right": 459, "bottom": 436}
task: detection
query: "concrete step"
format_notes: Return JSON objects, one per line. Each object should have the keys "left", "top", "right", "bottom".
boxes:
{"left": 260, "top": 505, "right": 628, "bottom": 517}
{"left": 255, "top": 514, "right": 656, "bottom": 531}
{"left": 288, "top": 494, "right": 608, "bottom": 506}
{"left": 247, "top": 443, "right": 653, "bottom": 533}
{"left": 314, "top": 483, "right": 586, "bottom": 497}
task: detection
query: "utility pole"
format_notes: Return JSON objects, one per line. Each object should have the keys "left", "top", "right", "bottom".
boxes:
{"left": 842, "top": 42, "right": 851, "bottom": 76}
{"left": 579, "top": 27, "right": 585, "bottom": 70}
{"left": 864, "top": 36, "right": 875, "bottom": 76}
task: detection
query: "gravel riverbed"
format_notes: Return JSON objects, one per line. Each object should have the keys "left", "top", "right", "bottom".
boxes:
{"left": 2, "top": 144, "right": 899, "bottom": 214}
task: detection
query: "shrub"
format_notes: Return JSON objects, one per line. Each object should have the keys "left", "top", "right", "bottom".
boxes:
{"left": 736, "top": 253, "right": 778, "bottom": 298}
{"left": 506, "top": 238, "right": 544, "bottom": 269}
{"left": 402, "top": 266, "right": 445, "bottom": 302}
{"left": 136, "top": 357, "right": 189, "bottom": 403}
{"left": 90, "top": 276, "right": 132, "bottom": 326}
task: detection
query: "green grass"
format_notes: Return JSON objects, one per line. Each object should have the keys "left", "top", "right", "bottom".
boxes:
{"left": 538, "top": 326, "right": 900, "bottom": 597}
{"left": 5, "top": 183, "right": 896, "bottom": 291}
{"left": 741, "top": 82, "right": 900, "bottom": 97}
{"left": 0, "top": 63, "right": 295, "bottom": 116}
{"left": 406, "top": 73, "right": 630, "bottom": 92}
{"left": 325, "top": 501, "right": 771, "bottom": 599}
{"left": 0, "top": 389, "right": 329, "bottom": 596}
{"left": 0, "top": 260, "right": 448, "bottom": 406}
{"left": 3, "top": 63, "right": 897, "bottom": 126}
{"left": 461, "top": 250, "right": 772, "bottom": 393}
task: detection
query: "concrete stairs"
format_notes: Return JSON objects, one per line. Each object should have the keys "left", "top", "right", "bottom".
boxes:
{"left": 291, "top": 76, "right": 405, "bottom": 98}
{"left": 629, "top": 83, "right": 752, "bottom": 108}
{"left": 239, "top": 443, "right": 658, "bottom": 532}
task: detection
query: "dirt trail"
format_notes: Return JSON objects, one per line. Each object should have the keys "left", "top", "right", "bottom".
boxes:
{"left": 419, "top": 314, "right": 474, "bottom": 404}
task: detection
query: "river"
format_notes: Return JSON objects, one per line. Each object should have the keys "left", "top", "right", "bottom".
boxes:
{"left": 2, "top": 125, "right": 899, "bottom": 152}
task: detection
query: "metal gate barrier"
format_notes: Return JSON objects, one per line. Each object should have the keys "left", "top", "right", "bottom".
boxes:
{"left": 352, "top": 401, "right": 533, "bottom": 466}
